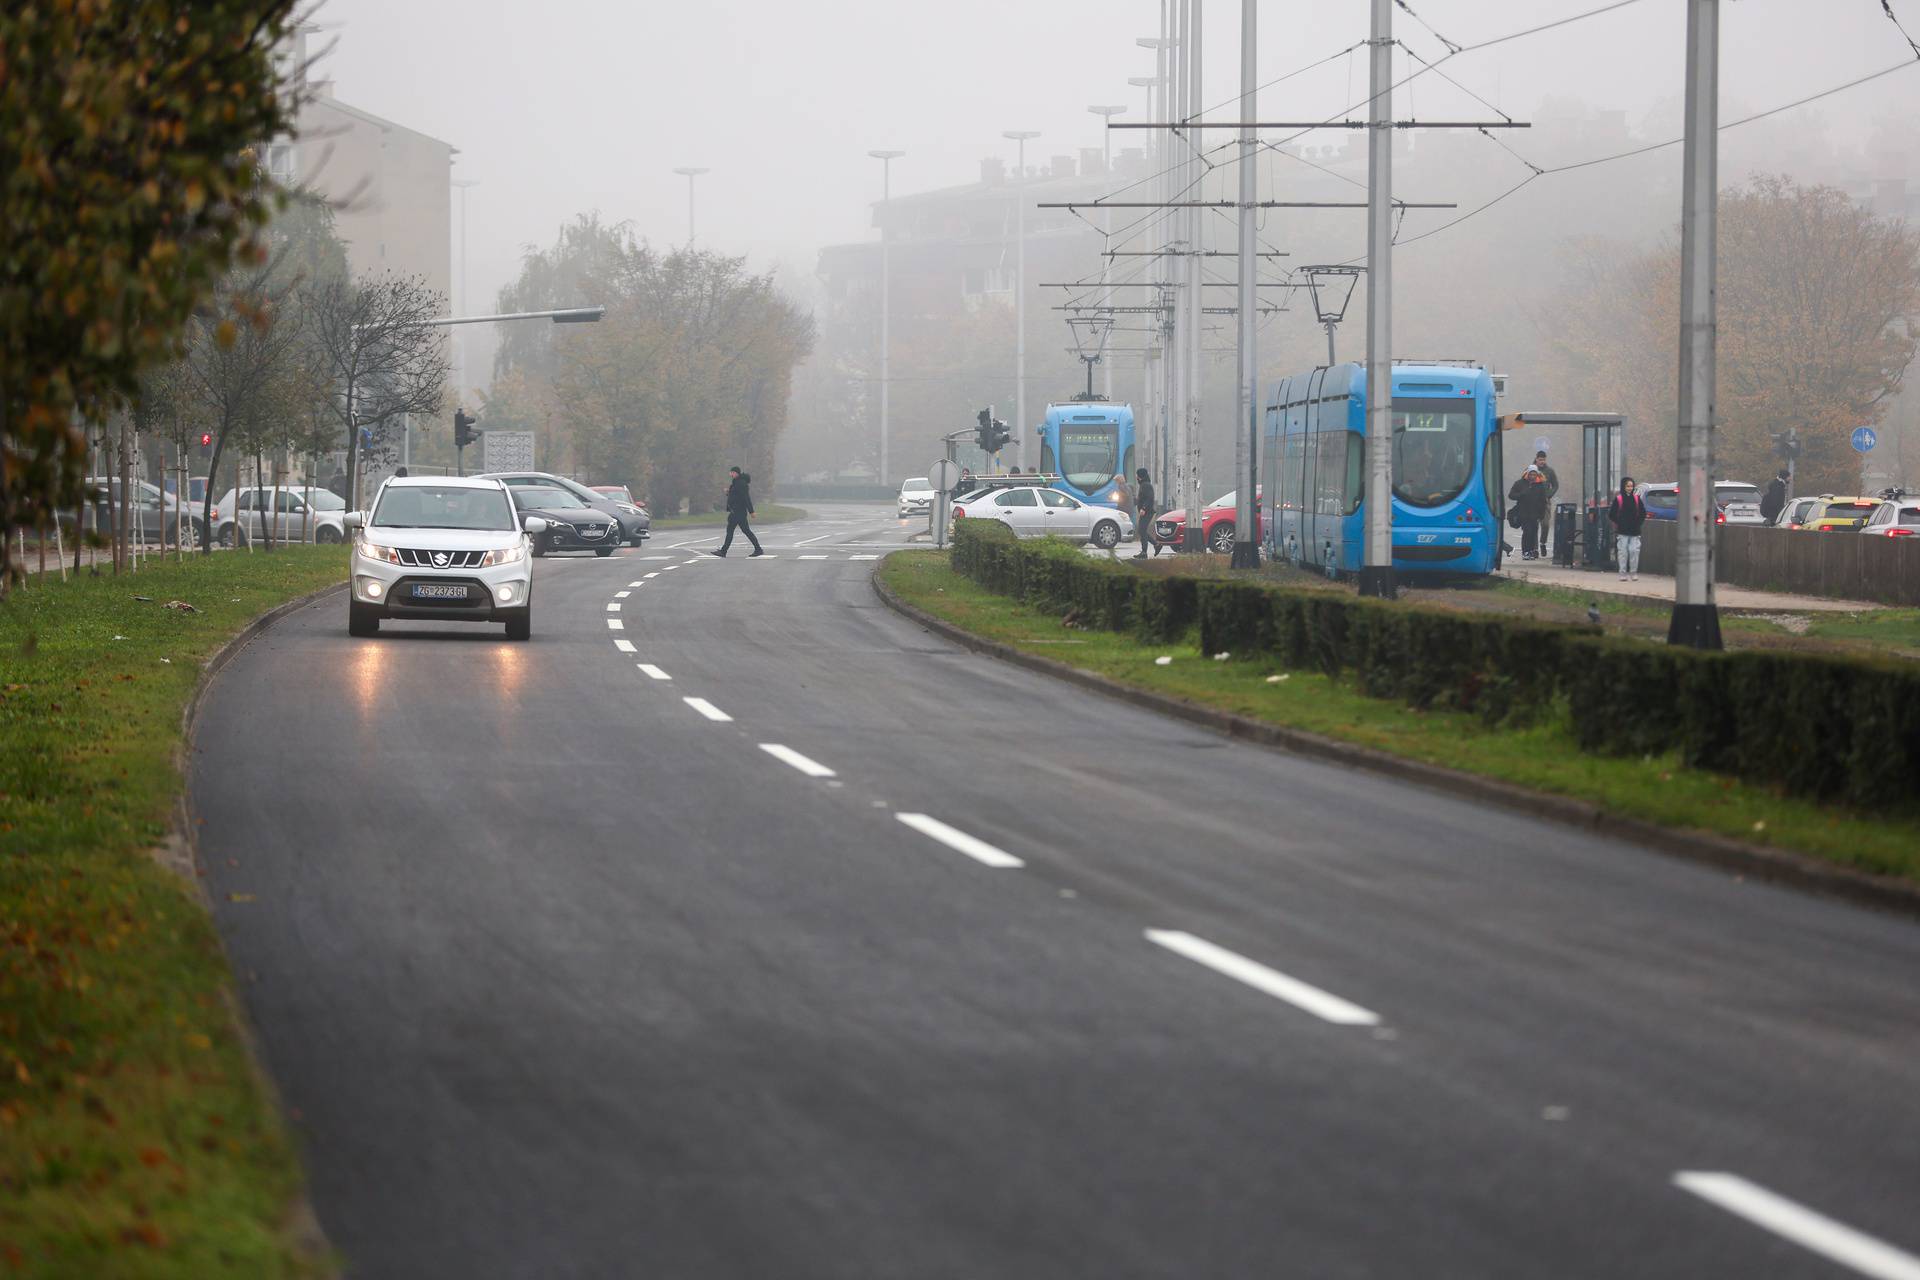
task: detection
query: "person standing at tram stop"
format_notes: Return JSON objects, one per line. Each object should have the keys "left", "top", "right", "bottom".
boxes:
{"left": 1532, "top": 449, "right": 1559, "bottom": 556}
{"left": 1608, "top": 476, "right": 1648, "bottom": 581}
{"left": 710, "top": 465, "right": 763, "bottom": 558}
{"left": 1131, "top": 468, "right": 1161, "bottom": 560}
{"left": 1509, "top": 466, "right": 1549, "bottom": 559}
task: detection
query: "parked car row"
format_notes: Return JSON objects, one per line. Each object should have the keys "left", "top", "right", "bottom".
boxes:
{"left": 1774, "top": 493, "right": 1915, "bottom": 534}
{"left": 481, "top": 471, "right": 651, "bottom": 549}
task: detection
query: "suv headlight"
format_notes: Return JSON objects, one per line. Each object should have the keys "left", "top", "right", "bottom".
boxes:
{"left": 481, "top": 541, "right": 525, "bottom": 566}
{"left": 359, "top": 539, "right": 399, "bottom": 563}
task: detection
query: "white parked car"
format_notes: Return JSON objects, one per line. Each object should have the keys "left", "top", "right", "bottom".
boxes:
{"left": 1861, "top": 498, "right": 1920, "bottom": 538}
{"left": 344, "top": 477, "right": 545, "bottom": 640}
{"left": 951, "top": 484, "right": 1134, "bottom": 549}
{"left": 898, "top": 476, "right": 936, "bottom": 518}
{"left": 212, "top": 485, "right": 348, "bottom": 545}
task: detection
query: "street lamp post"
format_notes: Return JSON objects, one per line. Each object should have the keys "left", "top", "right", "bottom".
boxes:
{"left": 1088, "top": 105, "right": 1128, "bottom": 402}
{"left": 868, "top": 149, "right": 905, "bottom": 489}
{"left": 673, "top": 167, "right": 709, "bottom": 244}
{"left": 1003, "top": 130, "right": 1039, "bottom": 472}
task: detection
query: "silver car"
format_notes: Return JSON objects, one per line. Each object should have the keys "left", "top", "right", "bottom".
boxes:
{"left": 950, "top": 484, "right": 1134, "bottom": 549}
{"left": 212, "top": 485, "right": 348, "bottom": 545}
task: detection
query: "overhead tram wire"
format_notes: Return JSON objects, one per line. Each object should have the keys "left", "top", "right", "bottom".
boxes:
{"left": 1879, "top": 0, "right": 1920, "bottom": 60}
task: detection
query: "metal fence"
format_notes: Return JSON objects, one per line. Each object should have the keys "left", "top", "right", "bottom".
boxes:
{"left": 1639, "top": 521, "right": 1920, "bottom": 606}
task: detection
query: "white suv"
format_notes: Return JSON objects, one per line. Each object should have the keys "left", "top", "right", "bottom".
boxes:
{"left": 345, "top": 477, "right": 546, "bottom": 640}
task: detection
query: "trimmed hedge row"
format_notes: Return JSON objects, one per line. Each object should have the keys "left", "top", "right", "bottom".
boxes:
{"left": 945, "top": 520, "right": 1920, "bottom": 812}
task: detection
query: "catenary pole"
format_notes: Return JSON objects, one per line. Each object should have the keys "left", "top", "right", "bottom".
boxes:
{"left": 1359, "top": 0, "right": 1397, "bottom": 598}
{"left": 1089, "top": 104, "right": 1127, "bottom": 400}
{"left": 1669, "top": 0, "right": 1722, "bottom": 648}
{"left": 1183, "top": 0, "right": 1205, "bottom": 552}
{"left": 869, "top": 150, "right": 905, "bottom": 487}
{"left": 1005, "top": 131, "right": 1039, "bottom": 471}
{"left": 1230, "top": 0, "right": 1259, "bottom": 567}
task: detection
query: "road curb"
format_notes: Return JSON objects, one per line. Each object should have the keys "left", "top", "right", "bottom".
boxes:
{"left": 872, "top": 562, "right": 1920, "bottom": 922}
{"left": 171, "top": 577, "right": 348, "bottom": 1278}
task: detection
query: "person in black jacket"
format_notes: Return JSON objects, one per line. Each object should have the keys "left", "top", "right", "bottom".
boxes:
{"left": 1131, "top": 467, "right": 1160, "bottom": 559}
{"left": 711, "top": 466, "right": 763, "bottom": 557}
{"left": 1508, "top": 466, "right": 1549, "bottom": 559}
{"left": 1760, "top": 468, "right": 1789, "bottom": 524}
{"left": 1607, "top": 476, "right": 1648, "bottom": 580}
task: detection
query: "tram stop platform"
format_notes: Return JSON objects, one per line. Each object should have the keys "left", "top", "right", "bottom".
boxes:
{"left": 1496, "top": 560, "right": 1882, "bottom": 614}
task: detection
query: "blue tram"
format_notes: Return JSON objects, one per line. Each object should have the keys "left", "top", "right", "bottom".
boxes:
{"left": 1035, "top": 401, "right": 1136, "bottom": 506}
{"left": 1261, "top": 361, "right": 1502, "bottom": 577}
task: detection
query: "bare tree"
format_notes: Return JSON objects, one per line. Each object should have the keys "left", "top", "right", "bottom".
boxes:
{"left": 306, "top": 271, "right": 448, "bottom": 510}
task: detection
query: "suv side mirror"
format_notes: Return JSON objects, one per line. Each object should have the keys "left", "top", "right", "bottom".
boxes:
{"left": 523, "top": 517, "right": 549, "bottom": 535}
{"left": 343, "top": 512, "right": 364, "bottom": 530}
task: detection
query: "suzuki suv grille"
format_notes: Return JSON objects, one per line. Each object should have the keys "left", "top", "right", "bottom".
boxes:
{"left": 398, "top": 548, "right": 486, "bottom": 569}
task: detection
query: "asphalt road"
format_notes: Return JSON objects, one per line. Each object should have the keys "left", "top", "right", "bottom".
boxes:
{"left": 192, "top": 501, "right": 1920, "bottom": 1279}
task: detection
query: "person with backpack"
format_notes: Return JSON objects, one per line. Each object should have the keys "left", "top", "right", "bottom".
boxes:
{"left": 710, "top": 466, "right": 763, "bottom": 557}
{"left": 1533, "top": 449, "right": 1559, "bottom": 557}
{"left": 1508, "top": 466, "right": 1549, "bottom": 559}
{"left": 1608, "top": 476, "right": 1647, "bottom": 580}
{"left": 1131, "top": 467, "right": 1160, "bottom": 559}
{"left": 1760, "top": 468, "right": 1789, "bottom": 524}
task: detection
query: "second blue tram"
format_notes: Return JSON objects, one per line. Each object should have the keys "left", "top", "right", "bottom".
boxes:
{"left": 1261, "top": 361, "right": 1502, "bottom": 577}
{"left": 1035, "top": 401, "right": 1135, "bottom": 506}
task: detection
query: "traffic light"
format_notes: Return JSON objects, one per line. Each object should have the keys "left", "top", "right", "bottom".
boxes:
{"left": 974, "top": 408, "right": 1009, "bottom": 455}
{"left": 1771, "top": 429, "right": 1801, "bottom": 461}
{"left": 988, "top": 417, "right": 1010, "bottom": 454}
{"left": 197, "top": 431, "right": 212, "bottom": 456}
{"left": 454, "top": 409, "right": 476, "bottom": 451}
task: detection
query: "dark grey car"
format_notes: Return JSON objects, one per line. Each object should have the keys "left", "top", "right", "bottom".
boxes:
{"left": 480, "top": 472, "right": 649, "bottom": 547}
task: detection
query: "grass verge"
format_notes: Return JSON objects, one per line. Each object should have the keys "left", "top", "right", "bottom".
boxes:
{"left": 1, "top": 548, "right": 346, "bottom": 1277}
{"left": 881, "top": 550, "right": 1920, "bottom": 884}
{"left": 648, "top": 503, "right": 808, "bottom": 530}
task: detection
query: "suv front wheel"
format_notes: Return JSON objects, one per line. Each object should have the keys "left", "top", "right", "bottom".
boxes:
{"left": 347, "top": 601, "right": 380, "bottom": 636}
{"left": 503, "top": 609, "right": 531, "bottom": 641}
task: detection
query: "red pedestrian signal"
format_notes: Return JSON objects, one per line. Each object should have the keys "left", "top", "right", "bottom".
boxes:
{"left": 199, "top": 432, "right": 212, "bottom": 447}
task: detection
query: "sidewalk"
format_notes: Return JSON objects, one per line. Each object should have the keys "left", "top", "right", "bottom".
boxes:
{"left": 1497, "top": 561, "right": 1883, "bottom": 613}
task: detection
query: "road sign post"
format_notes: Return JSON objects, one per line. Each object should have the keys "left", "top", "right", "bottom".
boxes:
{"left": 930, "top": 456, "right": 960, "bottom": 549}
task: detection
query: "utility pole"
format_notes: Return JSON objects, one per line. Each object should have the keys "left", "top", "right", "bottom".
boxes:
{"left": 1004, "top": 131, "right": 1039, "bottom": 472}
{"left": 1230, "top": 0, "right": 1258, "bottom": 568}
{"left": 673, "top": 167, "right": 708, "bottom": 244}
{"left": 1359, "top": 0, "right": 1397, "bottom": 598}
{"left": 451, "top": 177, "right": 479, "bottom": 397}
{"left": 1669, "top": 0, "right": 1722, "bottom": 649}
{"left": 1182, "top": 0, "right": 1205, "bottom": 553}
{"left": 869, "top": 149, "right": 905, "bottom": 488}
{"left": 1089, "top": 104, "right": 1127, "bottom": 401}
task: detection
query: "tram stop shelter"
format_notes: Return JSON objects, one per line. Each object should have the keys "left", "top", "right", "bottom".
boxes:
{"left": 1497, "top": 412, "right": 1626, "bottom": 569}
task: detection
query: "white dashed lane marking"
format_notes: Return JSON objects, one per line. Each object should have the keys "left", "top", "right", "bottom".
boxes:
{"left": 606, "top": 603, "right": 621, "bottom": 612}
{"left": 606, "top": 618, "right": 623, "bottom": 630}
{"left": 1674, "top": 1173, "right": 1920, "bottom": 1280}
{"left": 894, "top": 813, "right": 1024, "bottom": 869}
{"left": 759, "top": 744, "right": 837, "bottom": 778}
{"left": 682, "top": 697, "right": 732, "bottom": 723}
{"left": 615, "top": 590, "right": 630, "bottom": 598}
{"left": 1144, "top": 931, "right": 1380, "bottom": 1027}
{"left": 637, "top": 664, "right": 671, "bottom": 680}
{"left": 613, "top": 639, "right": 636, "bottom": 653}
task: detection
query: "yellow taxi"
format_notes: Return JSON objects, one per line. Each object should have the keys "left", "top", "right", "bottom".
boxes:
{"left": 1801, "top": 496, "right": 1883, "bottom": 532}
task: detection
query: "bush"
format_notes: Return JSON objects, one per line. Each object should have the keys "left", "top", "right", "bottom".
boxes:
{"left": 943, "top": 519, "right": 1920, "bottom": 814}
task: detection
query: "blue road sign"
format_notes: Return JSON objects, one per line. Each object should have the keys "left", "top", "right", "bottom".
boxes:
{"left": 1852, "top": 426, "right": 1877, "bottom": 453}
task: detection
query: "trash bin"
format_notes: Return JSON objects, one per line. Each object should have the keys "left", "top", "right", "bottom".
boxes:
{"left": 1553, "top": 503, "right": 1578, "bottom": 567}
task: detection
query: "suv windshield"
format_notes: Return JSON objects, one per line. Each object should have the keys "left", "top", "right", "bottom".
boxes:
{"left": 372, "top": 485, "right": 515, "bottom": 530}
{"left": 514, "top": 488, "right": 588, "bottom": 510}
{"left": 1391, "top": 400, "right": 1475, "bottom": 508}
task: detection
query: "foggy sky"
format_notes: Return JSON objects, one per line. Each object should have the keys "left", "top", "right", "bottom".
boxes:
{"left": 307, "top": 0, "right": 1913, "bottom": 325}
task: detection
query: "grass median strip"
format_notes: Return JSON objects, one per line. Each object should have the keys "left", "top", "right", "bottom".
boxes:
{"left": 879, "top": 550, "right": 1920, "bottom": 884}
{"left": 1, "top": 548, "right": 346, "bottom": 1276}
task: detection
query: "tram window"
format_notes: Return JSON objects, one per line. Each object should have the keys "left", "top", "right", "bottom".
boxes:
{"left": 1344, "top": 432, "right": 1363, "bottom": 515}
{"left": 1315, "top": 429, "right": 1348, "bottom": 515}
{"left": 1122, "top": 445, "right": 1135, "bottom": 482}
{"left": 1040, "top": 442, "right": 1056, "bottom": 474}
{"left": 1282, "top": 432, "right": 1305, "bottom": 509}
{"left": 1059, "top": 425, "right": 1119, "bottom": 492}
{"left": 1482, "top": 433, "right": 1501, "bottom": 513}
{"left": 1390, "top": 399, "right": 1475, "bottom": 508}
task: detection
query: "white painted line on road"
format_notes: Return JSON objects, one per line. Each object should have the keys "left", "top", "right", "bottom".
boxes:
{"left": 895, "top": 813, "right": 1024, "bottom": 869}
{"left": 683, "top": 697, "right": 732, "bottom": 723}
{"left": 796, "top": 533, "right": 836, "bottom": 545}
{"left": 644, "top": 572, "right": 659, "bottom": 579}
{"left": 642, "top": 555, "right": 673, "bottom": 560}
{"left": 848, "top": 554, "right": 880, "bottom": 560}
{"left": 606, "top": 602, "right": 621, "bottom": 612}
{"left": 798, "top": 554, "right": 828, "bottom": 560}
{"left": 1144, "top": 930, "right": 1381, "bottom": 1026}
{"left": 613, "top": 639, "right": 636, "bottom": 653}
{"left": 1673, "top": 1173, "right": 1920, "bottom": 1280}
{"left": 663, "top": 564, "right": 679, "bottom": 571}
{"left": 627, "top": 581, "right": 645, "bottom": 587}
{"left": 614, "top": 590, "right": 630, "bottom": 598}
{"left": 636, "top": 663, "right": 671, "bottom": 680}
{"left": 759, "top": 743, "right": 837, "bottom": 778}
{"left": 606, "top": 618, "right": 623, "bottom": 630}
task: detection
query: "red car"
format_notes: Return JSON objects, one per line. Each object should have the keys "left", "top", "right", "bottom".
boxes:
{"left": 1152, "top": 488, "right": 1262, "bottom": 554}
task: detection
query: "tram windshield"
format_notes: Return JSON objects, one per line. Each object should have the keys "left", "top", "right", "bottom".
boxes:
{"left": 1058, "top": 423, "right": 1119, "bottom": 492}
{"left": 1391, "top": 399, "right": 1476, "bottom": 508}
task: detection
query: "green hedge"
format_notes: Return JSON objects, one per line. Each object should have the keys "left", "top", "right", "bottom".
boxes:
{"left": 945, "top": 520, "right": 1920, "bottom": 813}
